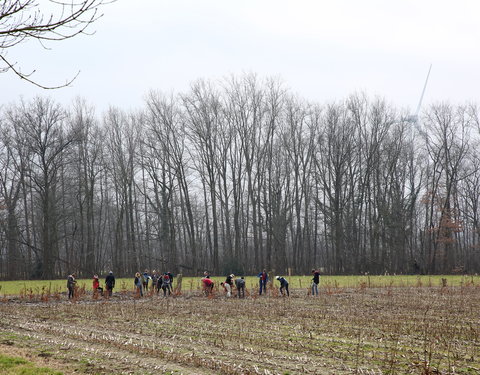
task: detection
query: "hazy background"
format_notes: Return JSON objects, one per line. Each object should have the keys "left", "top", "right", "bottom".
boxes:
{"left": 2, "top": 0, "right": 479, "bottom": 113}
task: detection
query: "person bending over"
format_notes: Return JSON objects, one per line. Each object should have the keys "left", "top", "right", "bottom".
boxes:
{"left": 276, "top": 276, "right": 289, "bottom": 296}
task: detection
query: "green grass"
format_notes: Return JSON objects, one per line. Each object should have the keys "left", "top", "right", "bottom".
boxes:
{"left": 0, "top": 353, "right": 63, "bottom": 375}
{"left": 0, "top": 274, "right": 478, "bottom": 296}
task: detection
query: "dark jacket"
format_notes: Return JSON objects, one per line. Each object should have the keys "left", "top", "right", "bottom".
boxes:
{"left": 161, "top": 274, "right": 170, "bottom": 287}
{"left": 67, "top": 275, "right": 76, "bottom": 289}
{"left": 156, "top": 277, "right": 163, "bottom": 288}
{"left": 134, "top": 276, "right": 141, "bottom": 286}
{"left": 312, "top": 272, "right": 320, "bottom": 284}
{"left": 278, "top": 277, "right": 288, "bottom": 287}
{"left": 105, "top": 273, "right": 115, "bottom": 289}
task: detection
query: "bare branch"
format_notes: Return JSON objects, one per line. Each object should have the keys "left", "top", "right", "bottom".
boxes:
{"left": 0, "top": 0, "right": 112, "bottom": 88}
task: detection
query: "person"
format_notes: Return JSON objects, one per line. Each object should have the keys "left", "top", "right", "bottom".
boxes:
{"left": 258, "top": 269, "right": 268, "bottom": 295}
{"left": 151, "top": 270, "right": 160, "bottom": 294}
{"left": 161, "top": 273, "right": 171, "bottom": 297}
{"left": 105, "top": 271, "right": 115, "bottom": 297}
{"left": 276, "top": 276, "right": 289, "bottom": 296}
{"left": 93, "top": 274, "right": 103, "bottom": 296}
{"left": 134, "top": 272, "right": 143, "bottom": 297}
{"left": 235, "top": 276, "right": 245, "bottom": 298}
{"left": 167, "top": 272, "right": 174, "bottom": 293}
{"left": 224, "top": 274, "right": 234, "bottom": 297}
{"left": 67, "top": 273, "right": 76, "bottom": 299}
{"left": 203, "top": 270, "right": 211, "bottom": 278}
{"left": 156, "top": 272, "right": 163, "bottom": 294}
{"left": 202, "top": 276, "right": 214, "bottom": 296}
{"left": 311, "top": 269, "right": 320, "bottom": 296}
{"left": 142, "top": 269, "right": 150, "bottom": 292}
{"left": 220, "top": 282, "right": 228, "bottom": 296}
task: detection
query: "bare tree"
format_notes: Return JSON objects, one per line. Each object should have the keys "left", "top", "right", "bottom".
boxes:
{"left": 12, "top": 97, "right": 77, "bottom": 278}
{"left": 314, "top": 102, "right": 357, "bottom": 273}
{"left": 422, "top": 104, "right": 472, "bottom": 273}
{"left": 0, "top": 0, "right": 110, "bottom": 88}
{"left": 68, "top": 99, "right": 103, "bottom": 275}
{"left": 104, "top": 108, "right": 140, "bottom": 275}
{"left": 0, "top": 108, "right": 31, "bottom": 279}
{"left": 223, "top": 74, "right": 270, "bottom": 272}
{"left": 5, "top": 73, "right": 480, "bottom": 279}
{"left": 282, "top": 97, "right": 316, "bottom": 273}
{"left": 144, "top": 92, "right": 188, "bottom": 273}
{"left": 183, "top": 80, "right": 223, "bottom": 274}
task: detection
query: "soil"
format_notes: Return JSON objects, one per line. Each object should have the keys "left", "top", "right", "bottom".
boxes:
{"left": 1, "top": 286, "right": 479, "bottom": 374}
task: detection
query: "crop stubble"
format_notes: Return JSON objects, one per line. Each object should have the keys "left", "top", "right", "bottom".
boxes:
{"left": 0, "top": 285, "right": 479, "bottom": 374}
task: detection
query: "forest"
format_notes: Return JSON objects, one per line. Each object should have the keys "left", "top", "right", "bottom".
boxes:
{"left": 0, "top": 74, "right": 479, "bottom": 279}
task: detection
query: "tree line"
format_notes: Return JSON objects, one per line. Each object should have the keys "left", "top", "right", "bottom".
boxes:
{"left": 1, "top": 74, "right": 479, "bottom": 279}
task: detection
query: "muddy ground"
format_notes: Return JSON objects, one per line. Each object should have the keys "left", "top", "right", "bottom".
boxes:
{"left": 1, "top": 286, "right": 479, "bottom": 374}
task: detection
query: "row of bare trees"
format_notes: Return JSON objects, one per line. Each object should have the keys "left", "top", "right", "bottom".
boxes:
{"left": 1, "top": 75, "right": 480, "bottom": 279}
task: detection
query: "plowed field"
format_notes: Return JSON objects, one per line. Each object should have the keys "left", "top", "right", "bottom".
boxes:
{"left": 1, "top": 285, "right": 479, "bottom": 374}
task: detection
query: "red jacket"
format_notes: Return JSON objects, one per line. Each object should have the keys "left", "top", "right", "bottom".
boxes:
{"left": 93, "top": 278, "right": 99, "bottom": 290}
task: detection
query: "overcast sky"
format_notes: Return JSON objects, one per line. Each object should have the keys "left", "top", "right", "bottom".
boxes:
{"left": 2, "top": 0, "right": 480, "bottom": 114}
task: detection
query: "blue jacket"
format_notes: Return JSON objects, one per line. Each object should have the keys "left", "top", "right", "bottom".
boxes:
{"left": 277, "top": 277, "right": 288, "bottom": 287}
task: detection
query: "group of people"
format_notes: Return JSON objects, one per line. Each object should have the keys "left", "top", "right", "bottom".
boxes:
{"left": 219, "top": 274, "right": 246, "bottom": 297}
{"left": 205, "top": 271, "right": 289, "bottom": 297}
{"left": 256, "top": 270, "right": 290, "bottom": 296}
{"left": 257, "top": 268, "right": 320, "bottom": 297}
{"left": 69, "top": 268, "right": 321, "bottom": 299}
{"left": 134, "top": 270, "right": 174, "bottom": 297}
{"left": 67, "top": 271, "right": 115, "bottom": 299}
{"left": 202, "top": 268, "right": 321, "bottom": 298}
{"left": 89, "top": 269, "right": 174, "bottom": 298}
{"left": 92, "top": 271, "right": 115, "bottom": 297}
{"left": 202, "top": 271, "right": 246, "bottom": 298}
